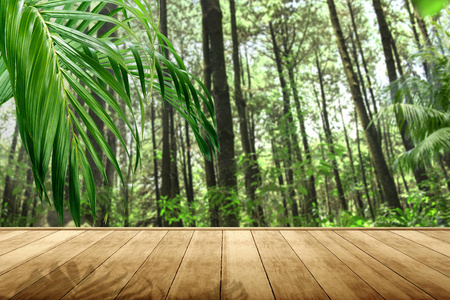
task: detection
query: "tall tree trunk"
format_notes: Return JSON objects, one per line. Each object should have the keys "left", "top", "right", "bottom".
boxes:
{"left": 316, "top": 55, "right": 348, "bottom": 211}
{"left": 184, "top": 120, "right": 195, "bottom": 226}
{"left": 201, "top": 0, "right": 239, "bottom": 227}
{"left": 372, "top": 0, "right": 429, "bottom": 190}
{"left": 355, "top": 110, "right": 376, "bottom": 221}
{"left": 327, "top": 0, "right": 401, "bottom": 209}
{"left": 151, "top": 98, "right": 162, "bottom": 227}
{"left": 271, "top": 139, "right": 290, "bottom": 227}
{"left": 19, "top": 166, "right": 33, "bottom": 226}
{"left": 229, "top": 0, "right": 264, "bottom": 226}
{"left": 1, "top": 121, "right": 20, "bottom": 226}
{"left": 201, "top": 8, "right": 219, "bottom": 227}
{"left": 338, "top": 101, "right": 364, "bottom": 215}
{"left": 159, "top": 0, "right": 171, "bottom": 227}
{"left": 169, "top": 112, "right": 182, "bottom": 227}
{"left": 269, "top": 22, "right": 300, "bottom": 226}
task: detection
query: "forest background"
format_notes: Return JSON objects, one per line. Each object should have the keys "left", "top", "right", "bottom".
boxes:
{"left": 0, "top": 0, "right": 449, "bottom": 227}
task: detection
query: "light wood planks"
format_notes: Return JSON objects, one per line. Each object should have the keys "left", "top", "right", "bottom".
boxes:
{"left": 252, "top": 231, "right": 328, "bottom": 299}
{"left": 0, "top": 230, "right": 28, "bottom": 242}
{"left": 11, "top": 231, "right": 135, "bottom": 299}
{"left": 422, "top": 230, "right": 450, "bottom": 243}
{"left": 365, "top": 230, "right": 450, "bottom": 276}
{"left": 337, "top": 230, "right": 450, "bottom": 299}
{"left": 116, "top": 230, "right": 193, "bottom": 299}
{"left": 221, "top": 231, "right": 273, "bottom": 300}
{"left": 0, "top": 228, "right": 448, "bottom": 299}
{"left": 310, "top": 230, "right": 433, "bottom": 300}
{"left": 0, "top": 231, "right": 111, "bottom": 299}
{"left": 0, "top": 230, "right": 83, "bottom": 276}
{"left": 282, "top": 231, "right": 382, "bottom": 299}
{"left": 392, "top": 230, "right": 450, "bottom": 256}
{"left": 167, "top": 231, "right": 222, "bottom": 300}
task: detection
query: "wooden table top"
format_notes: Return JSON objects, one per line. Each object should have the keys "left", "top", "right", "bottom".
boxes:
{"left": 0, "top": 228, "right": 449, "bottom": 299}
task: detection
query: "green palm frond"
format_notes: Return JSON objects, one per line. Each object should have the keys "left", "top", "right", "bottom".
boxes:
{"left": 397, "top": 127, "right": 450, "bottom": 172}
{"left": 0, "top": 0, "right": 218, "bottom": 226}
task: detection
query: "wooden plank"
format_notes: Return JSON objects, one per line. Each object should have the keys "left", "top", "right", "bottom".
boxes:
{"left": 310, "top": 230, "right": 433, "bottom": 300}
{"left": 0, "top": 230, "right": 83, "bottom": 276}
{"left": 337, "top": 230, "right": 450, "bottom": 299}
{"left": 221, "top": 231, "right": 273, "bottom": 300}
{"left": 116, "top": 230, "right": 193, "bottom": 299}
{"left": 392, "top": 230, "right": 450, "bottom": 256}
{"left": 62, "top": 230, "right": 166, "bottom": 299}
{"left": 0, "top": 231, "right": 111, "bottom": 299}
{"left": 252, "top": 231, "right": 328, "bottom": 299}
{"left": 167, "top": 231, "right": 222, "bottom": 300}
{"left": 365, "top": 230, "right": 450, "bottom": 276}
{"left": 0, "top": 230, "right": 54, "bottom": 256}
{"left": 421, "top": 230, "right": 450, "bottom": 243}
{"left": 282, "top": 231, "right": 381, "bottom": 299}
{"left": 12, "top": 230, "right": 137, "bottom": 300}
{"left": 0, "top": 230, "right": 28, "bottom": 243}
{"left": 1, "top": 227, "right": 448, "bottom": 231}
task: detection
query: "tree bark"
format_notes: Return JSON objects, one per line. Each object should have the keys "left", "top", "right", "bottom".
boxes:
{"left": 201, "top": 0, "right": 239, "bottom": 227}
{"left": 229, "top": 0, "right": 264, "bottom": 226}
{"left": 316, "top": 55, "right": 348, "bottom": 211}
{"left": 327, "top": 0, "right": 401, "bottom": 209}
{"left": 269, "top": 21, "right": 300, "bottom": 226}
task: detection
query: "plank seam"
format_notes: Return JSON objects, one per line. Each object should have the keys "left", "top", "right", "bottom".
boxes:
{"left": 0, "top": 230, "right": 56, "bottom": 258}
{"left": 250, "top": 230, "right": 276, "bottom": 300}
{"left": 164, "top": 230, "right": 195, "bottom": 299}
{"left": 419, "top": 230, "right": 450, "bottom": 244}
{"left": 114, "top": 230, "right": 169, "bottom": 299}
{"left": 390, "top": 230, "right": 450, "bottom": 258}
{"left": 0, "top": 230, "right": 29, "bottom": 243}
{"left": 305, "top": 230, "right": 385, "bottom": 299}
{"left": 58, "top": 230, "right": 140, "bottom": 299}
{"left": 334, "top": 230, "right": 437, "bottom": 299}
{"left": 0, "top": 230, "right": 85, "bottom": 277}
{"left": 219, "top": 230, "right": 223, "bottom": 300}
{"left": 280, "top": 231, "right": 333, "bottom": 299}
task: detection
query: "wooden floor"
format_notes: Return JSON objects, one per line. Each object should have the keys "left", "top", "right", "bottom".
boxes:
{"left": 0, "top": 228, "right": 448, "bottom": 299}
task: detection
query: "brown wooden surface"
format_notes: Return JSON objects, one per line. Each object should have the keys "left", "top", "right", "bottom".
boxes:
{"left": 0, "top": 228, "right": 449, "bottom": 299}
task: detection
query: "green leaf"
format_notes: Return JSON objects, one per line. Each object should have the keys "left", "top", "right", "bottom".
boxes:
{"left": 412, "top": 0, "right": 449, "bottom": 17}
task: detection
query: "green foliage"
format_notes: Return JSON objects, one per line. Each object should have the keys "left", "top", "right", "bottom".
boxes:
{"left": 412, "top": 0, "right": 449, "bottom": 17}
{"left": 0, "top": 0, "right": 218, "bottom": 226}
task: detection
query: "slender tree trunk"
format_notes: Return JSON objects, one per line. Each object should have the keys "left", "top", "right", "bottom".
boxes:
{"left": 229, "top": 0, "right": 264, "bottom": 226}
{"left": 373, "top": 0, "right": 429, "bottom": 190}
{"left": 201, "top": 8, "right": 219, "bottom": 227}
{"left": 338, "top": 102, "right": 364, "bottom": 215}
{"left": 355, "top": 110, "right": 375, "bottom": 221}
{"left": 19, "top": 166, "right": 33, "bottom": 226}
{"left": 316, "top": 55, "right": 348, "bottom": 211}
{"left": 184, "top": 120, "right": 195, "bottom": 226}
{"left": 327, "top": 0, "right": 401, "bottom": 209}
{"left": 169, "top": 112, "right": 182, "bottom": 227}
{"left": 151, "top": 98, "right": 162, "bottom": 227}
{"left": 201, "top": 0, "right": 239, "bottom": 227}
{"left": 269, "top": 22, "right": 300, "bottom": 226}
{"left": 272, "top": 139, "right": 290, "bottom": 227}
{"left": 1, "top": 121, "right": 19, "bottom": 226}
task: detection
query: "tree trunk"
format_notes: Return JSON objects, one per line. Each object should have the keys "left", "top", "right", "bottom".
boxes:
{"left": 327, "top": 0, "right": 401, "bottom": 209}
{"left": 272, "top": 139, "right": 290, "bottom": 227}
{"left": 1, "top": 121, "right": 20, "bottom": 226}
{"left": 373, "top": 0, "right": 429, "bottom": 190}
{"left": 151, "top": 98, "right": 162, "bottom": 227}
{"left": 269, "top": 21, "right": 300, "bottom": 226}
{"left": 229, "top": 0, "right": 264, "bottom": 226}
{"left": 184, "top": 120, "right": 195, "bottom": 226}
{"left": 201, "top": 0, "right": 239, "bottom": 227}
{"left": 316, "top": 55, "right": 348, "bottom": 211}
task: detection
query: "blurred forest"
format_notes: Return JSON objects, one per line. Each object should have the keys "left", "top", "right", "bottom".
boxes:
{"left": 0, "top": 0, "right": 449, "bottom": 227}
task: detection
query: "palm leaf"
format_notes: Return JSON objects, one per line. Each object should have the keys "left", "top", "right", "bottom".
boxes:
{"left": 0, "top": 0, "right": 219, "bottom": 225}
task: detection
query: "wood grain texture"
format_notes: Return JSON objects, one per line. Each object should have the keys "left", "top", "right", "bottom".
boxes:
{"left": 0, "top": 230, "right": 28, "bottom": 242}
{"left": 391, "top": 230, "right": 450, "bottom": 256}
{"left": 0, "top": 230, "right": 83, "bottom": 276}
{"left": 252, "top": 231, "right": 328, "bottom": 300}
{"left": 116, "top": 230, "right": 193, "bottom": 299}
{"left": 11, "top": 230, "right": 134, "bottom": 300}
{"left": 421, "top": 230, "right": 450, "bottom": 243}
{"left": 337, "top": 230, "right": 450, "bottom": 299}
{"left": 0, "top": 230, "right": 53, "bottom": 256}
{"left": 310, "top": 230, "right": 433, "bottom": 300}
{"left": 167, "top": 231, "right": 222, "bottom": 300}
{"left": 365, "top": 230, "right": 450, "bottom": 275}
{"left": 221, "top": 231, "right": 273, "bottom": 300}
{"left": 0, "top": 231, "right": 110, "bottom": 299}
{"left": 62, "top": 231, "right": 166, "bottom": 300}
{"left": 282, "top": 231, "right": 381, "bottom": 300}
